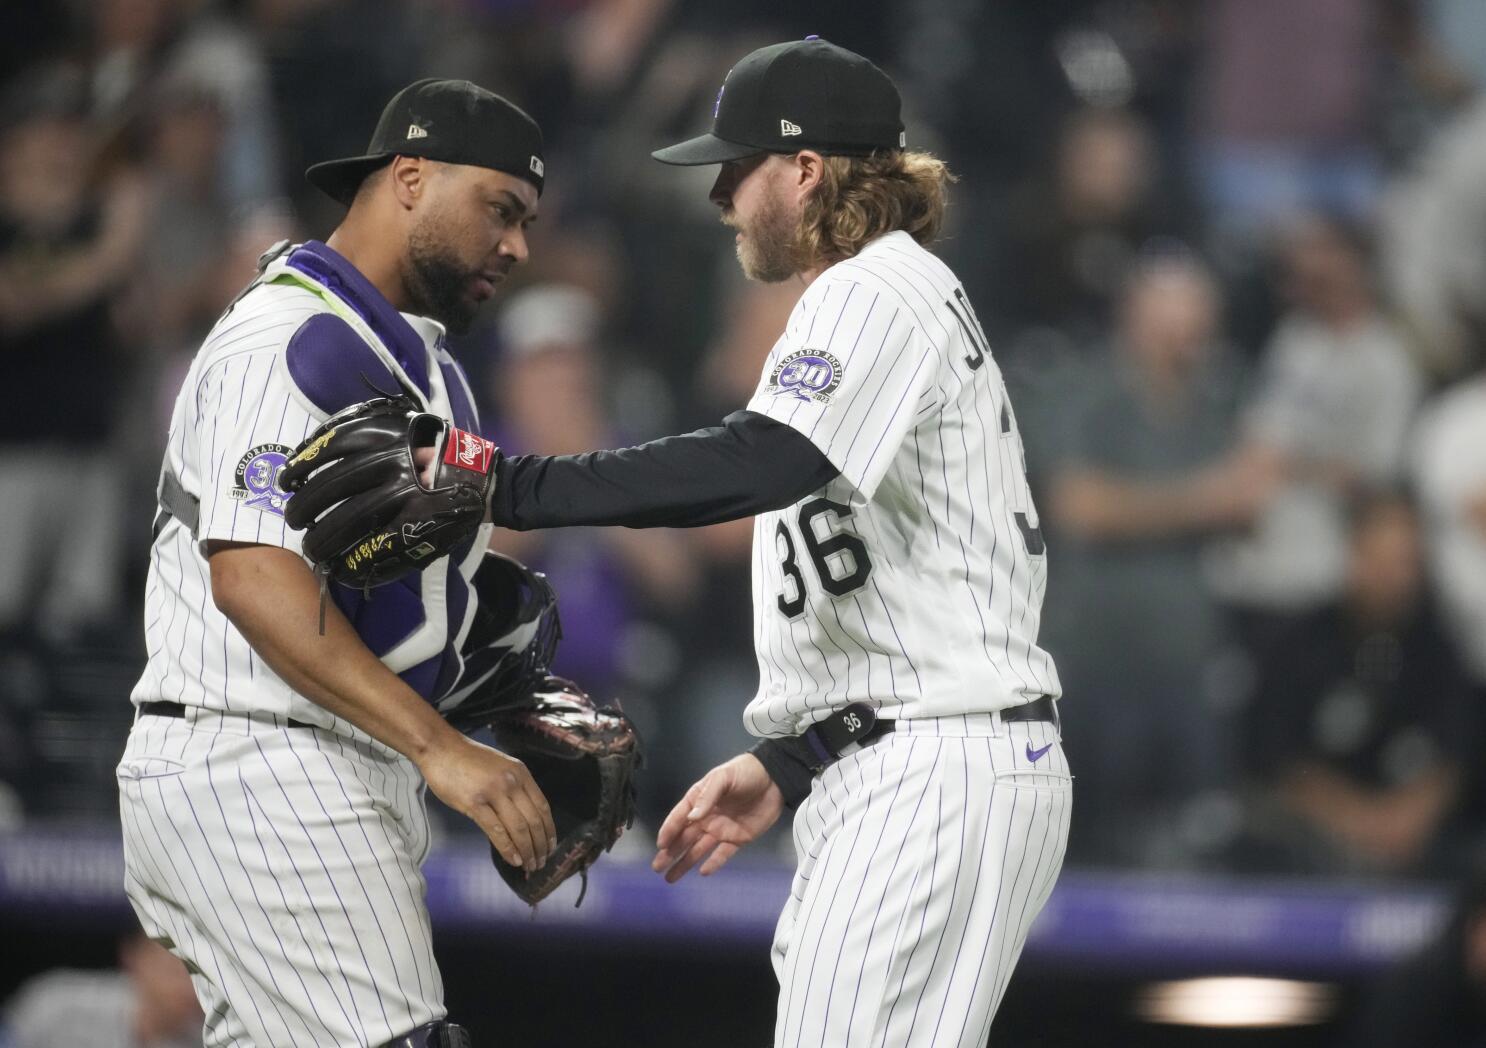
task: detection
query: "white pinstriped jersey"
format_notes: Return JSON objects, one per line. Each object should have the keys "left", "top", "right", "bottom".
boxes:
{"left": 131, "top": 273, "right": 482, "bottom": 730}
{"left": 743, "top": 231, "right": 1061, "bottom": 736}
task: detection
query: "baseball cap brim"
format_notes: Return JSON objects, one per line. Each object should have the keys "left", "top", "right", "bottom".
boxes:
{"left": 305, "top": 154, "right": 395, "bottom": 206}
{"left": 651, "top": 132, "right": 763, "bottom": 166}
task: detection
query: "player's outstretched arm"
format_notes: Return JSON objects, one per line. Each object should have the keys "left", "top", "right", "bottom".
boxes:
{"left": 652, "top": 753, "right": 784, "bottom": 883}
{"left": 207, "top": 541, "right": 557, "bottom": 870}
{"left": 491, "top": 410, "right": 840, "bottom": 531}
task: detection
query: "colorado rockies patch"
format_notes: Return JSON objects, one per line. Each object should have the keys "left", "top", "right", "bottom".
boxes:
{"left": 230, "top": 443, "right": 294, "bottom": 516}
{"left": 766, "top": 348, "right": 842, "bottom": 403}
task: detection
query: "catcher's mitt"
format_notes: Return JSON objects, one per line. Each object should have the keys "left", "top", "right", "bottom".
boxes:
{"left": 279, "top": 396, "right": 498, "bottom": 588}
{"left": 488, "top": 678, "right": 641, "bottom": 906}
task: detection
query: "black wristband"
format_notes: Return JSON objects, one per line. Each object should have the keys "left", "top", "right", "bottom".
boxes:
{"left": 749, "top": 736, "right": 818, "bottom": 810}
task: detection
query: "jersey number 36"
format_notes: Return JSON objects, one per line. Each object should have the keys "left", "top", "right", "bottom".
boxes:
{"left": 776, "top": 498, "right": 873, "bottom": 617}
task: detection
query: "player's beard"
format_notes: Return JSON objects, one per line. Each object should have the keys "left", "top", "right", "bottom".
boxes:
{"left": 405, "top": 213, "right": 483, "bottom": 335}
{"left": 733, "top": 190, "right": 805, "bottom": 283}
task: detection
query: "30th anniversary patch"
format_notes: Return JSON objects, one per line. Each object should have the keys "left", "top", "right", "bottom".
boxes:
{"left": 230, "top": 443, "right": 294, "bottom": 516}
{"left": 766, "top": 348, "right": 843, "bottom": 404}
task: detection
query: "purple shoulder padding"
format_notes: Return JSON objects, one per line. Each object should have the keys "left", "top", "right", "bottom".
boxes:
{"left": 285, "top": 312, "right": 402, "bottom": 415}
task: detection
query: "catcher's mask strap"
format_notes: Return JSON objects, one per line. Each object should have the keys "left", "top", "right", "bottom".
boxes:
{"left": 316, "top": 566, "right": 330, "bottom": 636}
{"left": 154, "top": 467, "right": 201, "bottom": 541}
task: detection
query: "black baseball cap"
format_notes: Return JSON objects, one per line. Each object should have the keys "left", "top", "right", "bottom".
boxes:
{"left": 306, "top": 78, "right": 545, "bottom": 205}
{"left": 653, "top": 37, "right": 905, "bottom": 166}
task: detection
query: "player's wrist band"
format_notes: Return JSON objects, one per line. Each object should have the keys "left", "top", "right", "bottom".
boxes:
{"left": 750, "top": 703, "right": 893, "bottom": 809}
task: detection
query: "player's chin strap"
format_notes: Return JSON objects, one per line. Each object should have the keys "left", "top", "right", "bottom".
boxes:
{"left": 380, "top": 1020, "right": 472, "bottom": 1048}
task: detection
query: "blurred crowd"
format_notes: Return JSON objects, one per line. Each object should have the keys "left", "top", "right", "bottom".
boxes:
{"left": 2, "top": 0, "right": 1486, "bottom": 888}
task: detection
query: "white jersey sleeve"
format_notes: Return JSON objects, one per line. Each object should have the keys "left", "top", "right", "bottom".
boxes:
{"left": 746, "top": 275, "right": 937, "bottom": 500}
{"left": 192, "top": 346, "right": 320, "bottom": 554}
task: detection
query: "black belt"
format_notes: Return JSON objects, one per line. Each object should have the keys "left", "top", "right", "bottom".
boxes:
{"left": 802, "top": 695, "right": 1059, "bottom": 766}
{"left": 1003, "top": 694, "right": 1060, "bottom": 729}
{"left": 138, "top": 700, "right": 317, "bottom": 730}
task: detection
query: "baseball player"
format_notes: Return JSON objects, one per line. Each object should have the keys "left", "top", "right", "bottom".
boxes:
{"left": 489, "top": 38, "right": 1072, "bottom": 1046}
{"left": 116, "top": 80, "right": 557, "bottom": 1048}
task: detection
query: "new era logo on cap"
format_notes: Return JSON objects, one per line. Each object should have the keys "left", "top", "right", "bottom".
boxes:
{"left": 406, "top": 123, "right": 428, "bottom": 140}
{"left": 780, "top": 119, "right": 802, "bottom": 136}
{"left": 529, "top": 155, "right": 544, "bottom": 177}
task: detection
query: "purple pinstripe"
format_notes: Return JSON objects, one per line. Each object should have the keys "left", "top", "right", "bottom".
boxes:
{"left": 254, "top": 735, "right": 391, "bottom": 1035}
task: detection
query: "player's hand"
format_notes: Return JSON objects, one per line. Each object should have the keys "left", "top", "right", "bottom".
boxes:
{"left": 413, "top": 444, "right": 438, "bottom": 488}
{"left": 418, "top": 731, "right": 557, "bottom": 870}
{"left": 652, "top": 753, "right": 784, "bottom": 883}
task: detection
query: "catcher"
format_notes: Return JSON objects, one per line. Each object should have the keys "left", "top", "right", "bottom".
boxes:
{"left": 120, "top": 78, "right": 634, "bottom": 1048}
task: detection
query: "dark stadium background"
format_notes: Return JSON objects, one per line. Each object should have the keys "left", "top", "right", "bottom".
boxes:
{"left": 5, "top": 1, "right": 1486, "bottom": 1045}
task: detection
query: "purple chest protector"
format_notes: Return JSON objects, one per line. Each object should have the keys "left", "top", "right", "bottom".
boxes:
{"left": 281, "top": 241, "right": 481, "bottom": 700}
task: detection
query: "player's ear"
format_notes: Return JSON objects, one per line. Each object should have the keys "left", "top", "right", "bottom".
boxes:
{"left": 389, "top": 155, "right": 431, "bottom": 210}
{"left": 792, "top": 150, "right": 825, "bottom": 197}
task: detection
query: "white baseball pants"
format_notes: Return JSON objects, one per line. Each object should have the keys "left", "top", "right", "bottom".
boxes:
{"left": 772, "top": 712, "right": 1071, "bottom": 1047}
{"left": 118, "top": 709, "right": 444, "bottom": 1048}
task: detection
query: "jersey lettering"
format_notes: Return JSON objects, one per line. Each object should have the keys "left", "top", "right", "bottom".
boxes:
{"left": 947, "top": 287, "right": 988, "bottom": 371}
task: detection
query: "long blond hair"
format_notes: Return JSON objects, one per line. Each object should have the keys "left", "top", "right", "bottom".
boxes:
{"left": 798, "top": 150, "right": 954, "bottom": 266}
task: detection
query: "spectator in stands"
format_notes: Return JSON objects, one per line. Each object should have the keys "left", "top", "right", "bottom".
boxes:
{"left": 1352, "top": 868, "right": 1486, "bottom": 1047}
{"left": 0, "top": 931, "right": 202, "bottom": 1048}
{"left": 1383, "top": 92, "right": 1486, "bottom": 380}
{"left": 117, "top": 73, "right": 286, "bottom": 360}
{"left": 1000, "top": 107, "right": 1173, "bottom": 346}
{"left": 1414, "top": 364, "right": 1486, "bottom": 691}
{"left": 0, "top": 68, "right": 147, "bottom": 642}
{"left": 85, "top": 0, "right": 283, "bottom": 220}
{"left": 1210, "top": 213, "right": 1424, "bottom": 656}
{"left": 1042, "top": 252, "right": 1267, "bottom": 866}
{"left": 1196, "top": 0, "right": 1383, "bottom": 244}
{"left": 1246, "top": 491, "right": 1477, "bottom": 875}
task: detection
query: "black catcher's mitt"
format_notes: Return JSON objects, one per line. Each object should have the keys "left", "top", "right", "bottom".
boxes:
{"left": 488, "top": 678, "right": 641, "bottom": 906}
{"left": 280, "top": 396, "right": 498, "bottom": 587}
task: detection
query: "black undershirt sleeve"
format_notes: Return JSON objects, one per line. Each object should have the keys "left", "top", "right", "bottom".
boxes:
{"left": 489, "top": 409, "right": 841, "bottom": 531}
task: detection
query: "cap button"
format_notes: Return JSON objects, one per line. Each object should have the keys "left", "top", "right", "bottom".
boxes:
{"left": 804, "top": 34, "right": 819, "bottom": 40}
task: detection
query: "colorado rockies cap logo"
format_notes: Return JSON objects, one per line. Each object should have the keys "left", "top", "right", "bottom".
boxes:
{"left": 230, "top": 443, "right": 294, "bottom": 516}
{"left": 767, "top": 348, "right": 842, "bottom": 404}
